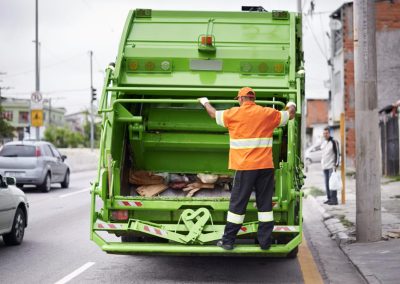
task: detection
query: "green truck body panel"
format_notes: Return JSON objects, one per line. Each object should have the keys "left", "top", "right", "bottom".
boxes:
{"left": 91, "top": 9, "right": 305, "bottom": 256}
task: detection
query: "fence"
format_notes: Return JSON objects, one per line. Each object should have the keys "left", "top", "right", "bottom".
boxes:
{"left": 380, "top": 110, "right": 400, "bottom": 176}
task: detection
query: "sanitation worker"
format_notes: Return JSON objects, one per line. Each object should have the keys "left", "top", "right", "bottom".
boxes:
{"left": 198, "top": 87, "right": 296, "bottom": 250}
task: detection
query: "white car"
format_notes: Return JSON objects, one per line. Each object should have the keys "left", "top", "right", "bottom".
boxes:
{"left": 305, "top": 145, "right": 322, "bottom": 165}
{"left": 0, "top": 175, "right": 29, "bottom": 245}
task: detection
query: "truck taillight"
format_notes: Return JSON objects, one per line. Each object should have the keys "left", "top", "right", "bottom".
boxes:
{"left": 201, "top": 36, "right": 213, "bottom": 46}
{"left": 35, "top": 147, "right": 41, "bottom": 157}
{"left": 111, "top": 210, "right": 129, "bottom": 221}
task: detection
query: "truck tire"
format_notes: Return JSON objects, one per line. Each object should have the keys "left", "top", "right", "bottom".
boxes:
{"left": 286, "top": 246, "right": 299, "bottom": 258}
{"left": 39, "top": 173, "right": 51, "bottom": 193}
{"left": 3, "top": 208, "right": 26, "bottom": 246}
{"left": 61, "top": 170, "right": 70, "bottom": 189}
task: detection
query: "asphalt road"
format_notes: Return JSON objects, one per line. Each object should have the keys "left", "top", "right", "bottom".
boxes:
{"left": 0, "top": 170, "right": 364, "bottom": 284}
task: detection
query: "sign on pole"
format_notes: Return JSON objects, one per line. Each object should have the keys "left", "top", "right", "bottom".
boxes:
{"left": 31, "top": 109, "right": 43, "bottom": 127}
{"left": 31, "top": 91, "right": 43, "bottom": 110}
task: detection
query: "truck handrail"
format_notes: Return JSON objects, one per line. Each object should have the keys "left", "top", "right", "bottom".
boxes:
{"left": 105, "top": 86, "right": 297, "bottom": 94}
{"left": 99, "top": 98, "right": 286, "bottom": 113}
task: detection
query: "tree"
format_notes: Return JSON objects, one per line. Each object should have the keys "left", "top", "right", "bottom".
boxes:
{"left": 44, "top": 125, "right": 85, "bottom": 148}
{"left": 0, "top": 102, "right": 14, "bottom": 140}
{"left": 82, "top": 114, "right": 101, "bottom": 148}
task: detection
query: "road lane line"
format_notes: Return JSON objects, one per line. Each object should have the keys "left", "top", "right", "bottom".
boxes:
{"left": 298, "top": 234, "right": 324, "bottom": 284}
{"left": 54, "top": 262, "right": 95, "bottom": 284}
{"left": 59, "top": 187, "right": 90, "bottom": 198}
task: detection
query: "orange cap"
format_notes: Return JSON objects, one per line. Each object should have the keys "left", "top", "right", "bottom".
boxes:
{"left": 235, "top": 87, "right": 255, "bottom": 99}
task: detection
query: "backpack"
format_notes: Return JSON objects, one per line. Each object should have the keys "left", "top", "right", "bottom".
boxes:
{"left": 330, "top": 138, "right": 340, "bottom": 167}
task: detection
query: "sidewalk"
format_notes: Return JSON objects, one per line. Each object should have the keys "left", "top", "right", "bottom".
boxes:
{"left": 304, "top": 163, "right": 400, "bottom": 284}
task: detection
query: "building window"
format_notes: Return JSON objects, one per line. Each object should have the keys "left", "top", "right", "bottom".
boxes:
{"left": 2, "top": 111, "right": 13, "bottom": 121}
{"left": 18, "top": 111, "right": 29, "bottom": 124}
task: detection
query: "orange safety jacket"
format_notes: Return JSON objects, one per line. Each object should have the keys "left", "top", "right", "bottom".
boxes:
{"left": 215, "top": 101, "right": 289, "bottom": 170}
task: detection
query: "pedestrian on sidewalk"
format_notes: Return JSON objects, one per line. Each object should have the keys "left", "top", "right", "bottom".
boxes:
{"left": 198, "top": 87, "right": 296, "bottom": 250}
{"left": 321, "top": 127, "right": 340, "bottom": 205}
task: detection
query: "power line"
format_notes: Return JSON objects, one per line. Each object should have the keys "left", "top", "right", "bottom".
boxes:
{"left": 304, "top": 15, "right": 329, "bottom": 60}
{"left": 2, "top": 88, "right": 88, "bottom": 97}
{"left": 3, "top": 52, "right": 86, "bottom": 79}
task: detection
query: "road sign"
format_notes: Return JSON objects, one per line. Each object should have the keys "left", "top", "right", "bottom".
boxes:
{"left": 31, "top": 109, "right": 43, "bottom": 127}
{"left": 31, "top": 91, "right": 43, "bottom": 110}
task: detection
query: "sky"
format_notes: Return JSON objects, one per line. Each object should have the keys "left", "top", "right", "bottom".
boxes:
{"left": 0, "top": 0, "right": 347, "bottom": 114}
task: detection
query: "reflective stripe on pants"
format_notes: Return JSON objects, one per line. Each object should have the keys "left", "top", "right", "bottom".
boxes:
{"left": 227, "top": 211, "right": 245, "bottom": 224}
{"left": 258, "top": 211, "right": 273, "bottom": 222}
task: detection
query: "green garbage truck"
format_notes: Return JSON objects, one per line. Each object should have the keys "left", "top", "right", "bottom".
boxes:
{"left": 90, "top": 8, "right": 305, "bottom": 257}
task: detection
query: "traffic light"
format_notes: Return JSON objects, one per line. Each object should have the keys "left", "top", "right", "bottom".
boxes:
{"left": 91, "top": 87, "right": 97, "bottom": 102}
{"left": 25, "top": 126, "right": 30, "bottom": 134}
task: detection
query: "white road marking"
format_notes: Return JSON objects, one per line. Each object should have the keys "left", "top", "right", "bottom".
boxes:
{"left": 54, "top": 262, "right": 95, "bottom": 284}
{"left": 59, "top": 187, "right": 90, "bottom": 198}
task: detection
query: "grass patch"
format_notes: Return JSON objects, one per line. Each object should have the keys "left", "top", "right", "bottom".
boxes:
{"left": 338, "top": 215, "right": 354, "bottom": 228}
{"left": 304, "top": 186, "right": 325, "bottom": 197}
{"left": 346, "top": 170, "right": 356, "bottom": 178}
{"left": 382, "top": 175, "right": 400, "bottom": 185}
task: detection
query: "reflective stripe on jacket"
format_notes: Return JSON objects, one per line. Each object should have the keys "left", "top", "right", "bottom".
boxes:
{"left": 215, "top": 101, "right": 289, "bottom": 170}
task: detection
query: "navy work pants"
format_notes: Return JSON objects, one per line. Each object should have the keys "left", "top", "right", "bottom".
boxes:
{"left": 222, "top": 169, "right": 275, "bottom": 248}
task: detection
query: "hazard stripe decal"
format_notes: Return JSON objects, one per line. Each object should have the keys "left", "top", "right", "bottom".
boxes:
{"left": 95, "top": 221, "right": 124, "bottom": 230}
{"left": 143, "top": 225, "right": 168, "bottom": 237}
{"left": 238, "top": 225, "right": 299, "bottom": 235}
{"left": 273, "top": 226, "right": 298, "bottom": 232}
{"left": 117, "top": 201, "right": 143, "bottom": 207}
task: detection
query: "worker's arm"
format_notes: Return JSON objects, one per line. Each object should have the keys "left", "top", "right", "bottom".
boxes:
{"left": 198, "top": 97, "right": 216, "bottom": 119}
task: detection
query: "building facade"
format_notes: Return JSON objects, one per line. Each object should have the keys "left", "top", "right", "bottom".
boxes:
{"left": 305, "top": 99, "right": 329, "bottom": 147}
{"left": 329, "top": 0, "right": 400, "bottom": 169}
{"left": 65, "top": 110, "right": 89, "bottom": 133}
{"left": 0, "top": 97, "right": 66, "bottom": 141}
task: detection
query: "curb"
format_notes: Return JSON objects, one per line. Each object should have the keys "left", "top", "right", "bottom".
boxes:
{"left": 306, "top": 194, "right": 350, "bottom": 245}
{"left": 306, "top": 196, "right": 372, "bottom": 284}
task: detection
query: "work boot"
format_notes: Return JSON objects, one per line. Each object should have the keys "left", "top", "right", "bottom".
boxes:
{"left": 217, "top": 240, "right": 234, "bottom": 250}
{"left": 260, "top": 243, "right": 271, "bottom": 250}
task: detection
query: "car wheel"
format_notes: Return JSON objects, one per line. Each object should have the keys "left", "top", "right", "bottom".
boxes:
{"left": 39, "top": 173, "right": 51, "bottom": 193}
{"left": 61, "top": 170, "right": 70, "bottom": 189}
{"left": 3, "top": 208, "right": 26, "bottom": 246}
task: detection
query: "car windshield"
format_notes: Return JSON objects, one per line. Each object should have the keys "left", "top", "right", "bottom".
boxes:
{"left": 0, "top": 145, "right": 36, "bottom": 157}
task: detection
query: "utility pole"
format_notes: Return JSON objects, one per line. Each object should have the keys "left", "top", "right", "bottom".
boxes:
{"left": 89, "top": 50, "right": 94, "bottom": 151}
{"left": 48, "top": 98, "right": 52, "bottom": 125}
{"left": 35, "top": 0, "right": 40, "bottom": 140}
{"left": 353, "top": 0, "right": 381, "bottom": 242}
